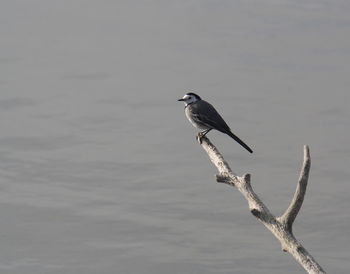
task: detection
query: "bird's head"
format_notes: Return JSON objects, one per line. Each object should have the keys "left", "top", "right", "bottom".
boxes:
{"left": 178, "top": 92, "right": 201, "bottom": 106}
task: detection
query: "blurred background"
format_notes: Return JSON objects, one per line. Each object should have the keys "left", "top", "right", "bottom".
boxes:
{"left": 1, "top": 0, "right": 349, "bottom": 273}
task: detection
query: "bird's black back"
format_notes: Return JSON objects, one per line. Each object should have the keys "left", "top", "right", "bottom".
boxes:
{"left": 188, "top": 100, "right": 253, "bottom": 153}
{"left": 188, "top": 100, "right": 231, "bottom": 133}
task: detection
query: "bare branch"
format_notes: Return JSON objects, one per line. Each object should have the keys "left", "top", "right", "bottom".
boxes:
{"left": 279, "top": 145, "right": 311, "bottom": 230}
{"left": 199, "top": 136, "right": 234, "bottom": 176}
{"left": 198, "top": 137, "right": 326, "bottom": 274}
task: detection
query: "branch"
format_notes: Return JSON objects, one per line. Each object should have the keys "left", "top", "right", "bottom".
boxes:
{"left": 198, "top": 136, "right": 326, "bottom": 274}
{"left": 279, "top": 145, "right": 311, "bottom": 231}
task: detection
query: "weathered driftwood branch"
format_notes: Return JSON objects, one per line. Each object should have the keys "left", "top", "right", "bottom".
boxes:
{"left": 198, "top": 136, "right": 326, "bottom": 274}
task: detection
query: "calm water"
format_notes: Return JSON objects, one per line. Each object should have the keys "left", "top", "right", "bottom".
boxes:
{"left": 1, "top": 1, "right": 350, "bottom": 273}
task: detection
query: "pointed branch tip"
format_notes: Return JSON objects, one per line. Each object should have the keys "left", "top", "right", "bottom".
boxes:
{"left": 304, "top": 145, "right": 310, "bottom": 160}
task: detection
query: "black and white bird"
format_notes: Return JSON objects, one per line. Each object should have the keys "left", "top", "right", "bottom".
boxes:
{"left": 178, "top": 92, "right": 253, "bottom": 153}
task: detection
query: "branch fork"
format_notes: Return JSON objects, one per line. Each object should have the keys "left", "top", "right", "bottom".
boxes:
{"left": 198, "top": 136, "right": 325, "bottom": 274}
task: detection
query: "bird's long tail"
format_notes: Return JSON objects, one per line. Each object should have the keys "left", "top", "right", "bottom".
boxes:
{"left": 227, "top": 131, "right": 253, "bottom": 153}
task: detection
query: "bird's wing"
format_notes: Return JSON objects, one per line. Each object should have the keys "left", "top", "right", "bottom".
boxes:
{"left": 190, "top": 100, "right": 231, "bottom": 133}
{"left": 191, "top": 100, "right": 253, "bottom": 153}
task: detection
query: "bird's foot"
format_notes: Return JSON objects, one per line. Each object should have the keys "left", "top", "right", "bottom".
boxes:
{"left": 196, "top": 132, "right": 204, "bottom": 144}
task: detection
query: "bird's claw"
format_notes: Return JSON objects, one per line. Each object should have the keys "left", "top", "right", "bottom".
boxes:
{"left": 196, "top": 132, "right": 204, "bottom": 144}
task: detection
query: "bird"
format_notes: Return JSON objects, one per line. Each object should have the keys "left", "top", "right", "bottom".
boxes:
{"left": 178, "top": 92, "right": 253, "bottom": 153}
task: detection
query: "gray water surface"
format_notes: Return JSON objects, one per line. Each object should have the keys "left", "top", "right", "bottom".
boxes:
{"left": 1, "top": 1, "right": 350, "bottom": 273}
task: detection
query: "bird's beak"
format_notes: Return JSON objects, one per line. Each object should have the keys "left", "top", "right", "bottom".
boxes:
{"left": 178, "top": 98, "right": 185, "bottom": 101}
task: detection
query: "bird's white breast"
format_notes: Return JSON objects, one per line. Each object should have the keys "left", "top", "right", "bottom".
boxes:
{"left": 185, "top": 106, "right": 208, "bottom": 130}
